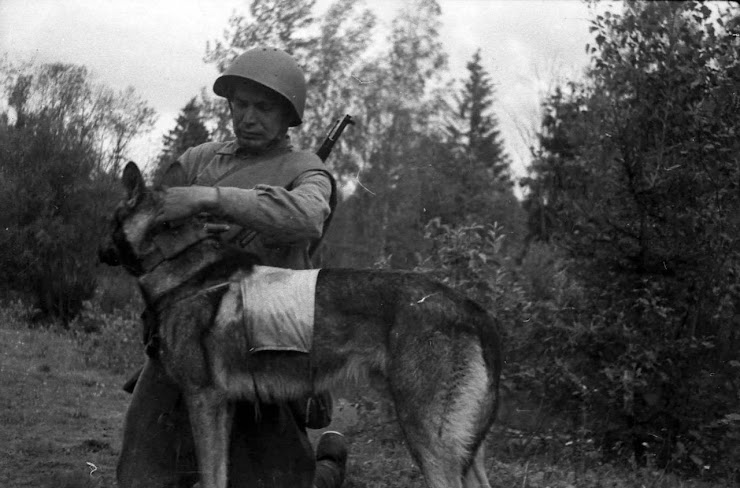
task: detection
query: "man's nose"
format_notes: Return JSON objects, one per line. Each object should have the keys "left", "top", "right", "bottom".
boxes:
{"left": 238, "top": 105, "right": 257, "bottom": 125}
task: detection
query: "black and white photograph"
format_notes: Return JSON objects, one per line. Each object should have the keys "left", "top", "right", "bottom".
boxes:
{"left": 0, "top": 1, "right": 738, "bottom": 487}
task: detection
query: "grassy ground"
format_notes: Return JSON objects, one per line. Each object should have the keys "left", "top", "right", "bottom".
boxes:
{"left": 0, "top": 305, "right": 127, "bottom": 487}
{"left": 0, "top": 297, "right": 734, "bottom": 488}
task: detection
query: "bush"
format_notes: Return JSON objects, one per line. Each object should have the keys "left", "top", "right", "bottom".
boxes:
{"left": 0, "top": 127, "right": 114, "bottom": 323}
{"left": 417, "top": 218, "right": 740, "bottom": 483}
{"left": 0, "top": 61, "right": 154, "bottom": 323}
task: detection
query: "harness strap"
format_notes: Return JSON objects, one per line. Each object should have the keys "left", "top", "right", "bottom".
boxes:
{"left": 152, "top": 281, "right": 232, "bottom": 315}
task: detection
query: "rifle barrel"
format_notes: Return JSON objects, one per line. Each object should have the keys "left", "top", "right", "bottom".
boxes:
{"left": 316, "top": 114, "right": 354, "bottom": 162}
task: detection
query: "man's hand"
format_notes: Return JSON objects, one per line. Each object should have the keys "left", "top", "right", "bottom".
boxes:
{"left": 155, "top": 186, "right": 219, "bottom": 223}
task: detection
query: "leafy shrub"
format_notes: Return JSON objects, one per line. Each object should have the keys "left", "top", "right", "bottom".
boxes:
{"left": 415, "top": 216, "right": 740, "bottom": 483}
{"left": 513, "top": 2, "right": 740, "bottom": 481}
{"left": 0, "top": 61, "right": 154, "bottom": 323}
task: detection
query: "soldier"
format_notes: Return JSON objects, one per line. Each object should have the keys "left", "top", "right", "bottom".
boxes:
{"left": 117, "top": 47, "right": 347, "bottom": 488}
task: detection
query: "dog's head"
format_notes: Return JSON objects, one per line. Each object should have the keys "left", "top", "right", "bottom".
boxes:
{"left": 98, "top": 161, "right": 187, "bottom": 276}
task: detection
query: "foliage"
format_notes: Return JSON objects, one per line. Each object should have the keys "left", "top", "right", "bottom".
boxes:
{"left": 520, "top": 0, "right": 740, "bottom": 479}
{"left": 330, "top": 14, "right": 526, "bottom": 269}
{"left": 324, "top": 0, "right": 459, "bottom": 268}
{"left": 0, "top": 61, "right": 155, "bottom": 323}
{"left": 444, "top": 51, "right": 513, "bottom": 208}
{"left": 423, "top": 49, "right": 522, "bottom": 250}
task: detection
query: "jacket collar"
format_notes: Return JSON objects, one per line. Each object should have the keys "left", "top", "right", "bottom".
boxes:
{"left": 217, "top": 136, "right": 292, "bottom": 158}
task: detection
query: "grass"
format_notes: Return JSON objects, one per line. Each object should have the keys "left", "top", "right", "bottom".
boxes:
{"left": 0, "top": 299, "right": 128, "bottom": 488}
{"left": 0, "top": 294, "right": 735, "bottom": 488}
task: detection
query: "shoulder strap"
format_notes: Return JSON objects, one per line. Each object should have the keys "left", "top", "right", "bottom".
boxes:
{"left": 190, "top": 142, "right": 232, "bottom": 185}
{"left": 214, "top": 151, "right": 326, "bottom": 189}
{"left": 173, "top": 141, "right": 230, "bottom": 185}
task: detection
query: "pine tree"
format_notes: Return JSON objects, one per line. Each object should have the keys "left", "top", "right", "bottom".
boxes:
{"left": 152, "top": 97, "right": 209, "bottom": 183}
{"left": 433, "top": 49, "right": 517, "bottom": 228}
{"left": 469, "top": 53, "right": 510, "bottom": 186}
{"left": 450, "top": 49, "right": 511, "bottom": 185}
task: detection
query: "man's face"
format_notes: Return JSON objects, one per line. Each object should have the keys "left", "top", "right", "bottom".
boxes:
{"left": 229, "top": 81, "right": 291, "bottom": 154}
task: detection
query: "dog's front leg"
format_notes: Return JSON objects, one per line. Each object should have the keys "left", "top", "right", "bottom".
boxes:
{"left": 184, "top": 388, "right": 233, "bottom": 488}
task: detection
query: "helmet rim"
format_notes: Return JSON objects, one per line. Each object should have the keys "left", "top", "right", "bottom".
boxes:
{"left": 213, "top": 47, "right": 306, "bottom": 127}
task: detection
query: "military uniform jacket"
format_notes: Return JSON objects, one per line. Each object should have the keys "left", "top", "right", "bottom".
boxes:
{"left": 177, "top": 137, "right": 337, "bottom": 269}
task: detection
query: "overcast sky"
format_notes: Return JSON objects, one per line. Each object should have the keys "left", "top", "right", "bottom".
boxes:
{"left": 0, "top": 0, "right": 598, "bottom": 179}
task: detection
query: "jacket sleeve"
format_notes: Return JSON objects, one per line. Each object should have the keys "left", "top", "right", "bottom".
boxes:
{"left": 213, "top": 170, "right": 333, "bottom": 243}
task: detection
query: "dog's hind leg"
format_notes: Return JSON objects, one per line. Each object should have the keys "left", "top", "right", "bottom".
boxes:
{"left": 184, "top": 389, "right": 233, "bottom": 488}
{"left": 393, "top": 384, "right": 477, "bottom": 488}
{"left": 463, "top": 445, "right": 492, "bottom": 488}
{"left": 391, "top": 337, "right": 496, "bottom": 488}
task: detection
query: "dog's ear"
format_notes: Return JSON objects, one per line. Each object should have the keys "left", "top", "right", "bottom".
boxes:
{"left": 122, "top": 161, "right": 146, "bottom": 207}
{"left": 160, "top": 162, "right": 188, "bottom": 188}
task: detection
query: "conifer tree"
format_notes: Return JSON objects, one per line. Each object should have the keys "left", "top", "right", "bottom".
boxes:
{"left": 152, "top": 97, "right": 209, "bottom": 183}
{"left": 432, "top": 49, "right": 517, "bottom": 229}
{"left": 448, "top": 49, "right": 511, "bottom": 187}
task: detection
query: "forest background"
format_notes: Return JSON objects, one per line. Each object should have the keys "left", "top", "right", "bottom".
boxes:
{"left": 0, "top": 1, "right": 738, "bottom": 486}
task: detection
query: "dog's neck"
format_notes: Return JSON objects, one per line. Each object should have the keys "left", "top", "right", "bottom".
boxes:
{"left": 138, "top": 238, "right": 230, "bottom": 310}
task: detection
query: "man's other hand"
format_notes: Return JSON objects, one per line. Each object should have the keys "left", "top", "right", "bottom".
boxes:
{"left": 155, "top": 186, "right": 219, "bottom": 223}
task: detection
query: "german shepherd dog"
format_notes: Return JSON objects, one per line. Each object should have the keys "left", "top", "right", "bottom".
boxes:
{"left": 99, "top": 162, "right": 502, "bottom": 488}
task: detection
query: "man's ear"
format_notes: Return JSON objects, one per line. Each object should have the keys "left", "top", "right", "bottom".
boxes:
{"left": 160, "top": 162, "right": 188, "bottom": 188}
{"left": 122, "top": 161, "right": 146, "bottom": 207}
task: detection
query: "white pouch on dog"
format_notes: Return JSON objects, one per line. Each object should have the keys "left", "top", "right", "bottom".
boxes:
{"left": 240, "top": 266, "right": 320, "bottom": 353}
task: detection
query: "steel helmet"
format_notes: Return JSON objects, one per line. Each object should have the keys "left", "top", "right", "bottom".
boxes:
{"left": 213, "top": 47, "right": 306, "bottom": 127}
